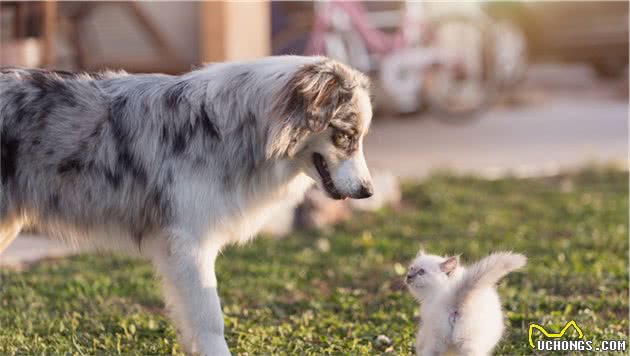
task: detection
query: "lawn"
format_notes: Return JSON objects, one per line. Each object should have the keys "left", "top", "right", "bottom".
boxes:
{"left": 0, "top": 169, "right": 627, "bottom": 355}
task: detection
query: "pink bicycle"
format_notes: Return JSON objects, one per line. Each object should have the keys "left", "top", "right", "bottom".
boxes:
{"left": 277, "top": 2, "right": 496, "bottom": 120}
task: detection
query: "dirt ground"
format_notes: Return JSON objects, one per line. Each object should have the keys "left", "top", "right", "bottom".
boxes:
{"left": 366, "top": 63, "right": 627, "bottom": 178}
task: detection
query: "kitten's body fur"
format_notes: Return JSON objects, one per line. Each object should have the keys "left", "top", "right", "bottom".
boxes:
{"left": 406, "top": 252, "right": 526, "bottom": 356}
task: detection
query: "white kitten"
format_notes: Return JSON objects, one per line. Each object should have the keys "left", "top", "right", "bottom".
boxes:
{"left": 406, "top": 250, "right": 527, "bottom": 356}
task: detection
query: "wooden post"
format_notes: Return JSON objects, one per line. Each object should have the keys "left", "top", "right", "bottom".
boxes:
{"left": 199, "top": 1, "right": 270, "bottom": 63}
{"left": 42, "top": 0, "right": 57, "bottom": 68}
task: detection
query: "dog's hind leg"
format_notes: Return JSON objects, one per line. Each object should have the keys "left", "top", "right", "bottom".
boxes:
{"left": 147, "top": 230, "right": 230, "bottom": 356}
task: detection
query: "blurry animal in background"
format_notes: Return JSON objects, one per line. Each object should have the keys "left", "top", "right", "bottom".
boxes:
{"left": 294, "top": 170, "right": 400, "bottom": 231}
{"left": 406, "top": 250, "right": 526, "bottom": 356}
{"left": 0, "top": 55, "right": 374, "bottom": 355}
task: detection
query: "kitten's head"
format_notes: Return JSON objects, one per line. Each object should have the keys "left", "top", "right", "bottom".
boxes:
{"left": 405, "top": 250, "right": 459, "bottom": 301}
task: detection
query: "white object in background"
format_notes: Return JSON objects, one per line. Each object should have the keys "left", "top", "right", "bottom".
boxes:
{"left": 349, "top": 170, "right": 401, "bottom": 212}
{"left": 0, "top": 38, "right": 42, "bottom": 67}
{"left": 380, "top": 47, "right": 437, "bottom": 113}
{"left": 493, "top": 20, "right": 528, "bottom": 86}
{"left": 324, "top": 33, "right": 350, "bottom": 64}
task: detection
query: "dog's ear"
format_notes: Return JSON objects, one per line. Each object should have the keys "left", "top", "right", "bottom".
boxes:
{"left": 268, "top": 60, "right": 369, "bottom": 159}
{"left": 268, "top": 61, "right": 355, "bottom": 159}
{"left": 287, "top": 61, "right": 354, "bottom": 132}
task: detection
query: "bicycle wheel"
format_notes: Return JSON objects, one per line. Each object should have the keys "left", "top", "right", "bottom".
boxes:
{"left": 422, "top": 15, "right": 497, "bottom": 123}
{"left": 493, "top": 19, "right": 528, "bottom": 89}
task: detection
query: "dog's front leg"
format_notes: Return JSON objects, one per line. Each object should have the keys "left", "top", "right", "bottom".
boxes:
{"left": 150, "top": 234, "right": 230, "bottom": 355}
{"left": 0, "top": 215, "right": 26, "bottom": 254}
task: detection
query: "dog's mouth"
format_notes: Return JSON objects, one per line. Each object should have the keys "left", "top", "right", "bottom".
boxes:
{"left": 313, "top": 153, "right": 345, "bottom": 200}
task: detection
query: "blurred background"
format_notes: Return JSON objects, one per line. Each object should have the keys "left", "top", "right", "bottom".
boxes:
{"left": 0, "top": 1, "right": 628, "bottom": 260}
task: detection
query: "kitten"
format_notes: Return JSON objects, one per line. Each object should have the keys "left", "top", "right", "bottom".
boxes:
{"left": 405, "top": 250, "right": 527, "bottom": 356}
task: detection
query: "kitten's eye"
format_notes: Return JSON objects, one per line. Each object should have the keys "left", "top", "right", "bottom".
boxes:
{"left": 418, "top": 268, "right": 425, "bottom": 275}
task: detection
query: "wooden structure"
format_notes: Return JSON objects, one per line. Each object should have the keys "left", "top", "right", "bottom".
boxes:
{"left": 0, "top": 1, "right": 57, "bottom": 68}
{"left": 1, "top": 1, "right": 271, "bottom": 71}
{"left": 200, "top": 1, "right": 270, "bottom": 63}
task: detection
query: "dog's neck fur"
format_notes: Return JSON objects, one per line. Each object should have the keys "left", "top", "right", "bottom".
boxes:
{"left": 172, "top": 59, "right": 319, "bottom": 244}
{"left": 184, "top": 57, "right": 319, "bottom": 173}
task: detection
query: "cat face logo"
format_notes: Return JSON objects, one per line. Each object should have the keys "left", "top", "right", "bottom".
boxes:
{"left": 528, "top": 320, "right": 584, "bottom": 349}
{"left": 530, "top": 320, "right": 628, "bottom": 352}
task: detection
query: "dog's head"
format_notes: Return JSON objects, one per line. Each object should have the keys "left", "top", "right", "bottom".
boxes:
{"left": 270, "top": 59, "right": 373, "bottom": 200}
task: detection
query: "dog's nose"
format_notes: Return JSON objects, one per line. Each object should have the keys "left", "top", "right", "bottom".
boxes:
{"left": 355, "top": 182, "right": 374, "bottom": 199}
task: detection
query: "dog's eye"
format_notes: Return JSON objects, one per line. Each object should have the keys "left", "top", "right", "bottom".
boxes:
{"left": 418, "top": 268, "right": 425, "bottom": 275}
{"left": 334, "top": 131, "right": 351, "bottom": 148}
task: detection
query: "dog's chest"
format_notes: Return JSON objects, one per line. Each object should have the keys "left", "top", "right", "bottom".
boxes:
{"left": 218, "top": 174, "right": 313, "bottom": 244}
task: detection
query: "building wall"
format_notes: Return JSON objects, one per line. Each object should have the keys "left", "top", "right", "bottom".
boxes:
{"left": 75, "top": 2, "right": 199, "bottom": 67}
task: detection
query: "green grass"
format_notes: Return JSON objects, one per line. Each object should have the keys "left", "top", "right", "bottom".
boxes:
{"left": 1, "top": 169, "right": 628, "bottom": 355}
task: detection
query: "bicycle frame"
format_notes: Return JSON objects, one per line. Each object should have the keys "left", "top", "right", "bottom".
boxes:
{"left": 302, "top": 2, "right": 493, "bottom": 118}
{"left": 304, "top": 1, "right": 417, "bottom": 57}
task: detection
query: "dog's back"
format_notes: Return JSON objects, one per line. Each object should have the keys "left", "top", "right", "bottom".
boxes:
{"left": 0, "top": 69, "right": 188, "bottom": 246}
{"left": 0, "top": 58, "right": 320, "bottom": 248}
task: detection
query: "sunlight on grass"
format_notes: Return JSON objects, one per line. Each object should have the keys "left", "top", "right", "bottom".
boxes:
{"left": 1, "top": 169, "right": 627, "bottom": 355}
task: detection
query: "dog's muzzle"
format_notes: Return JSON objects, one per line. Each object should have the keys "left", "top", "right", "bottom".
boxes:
{"left": 313, "top": 152, "right": 345, "bottom": 199}
{"left": 355, "top": 182, "right": 374, "bottom": 199}
{"left": 313, "top": 153, "right": 374, "bottom": 200}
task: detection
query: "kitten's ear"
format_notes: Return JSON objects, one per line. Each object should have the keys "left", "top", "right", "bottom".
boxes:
{"left": 440, "top": 256, "right": 459, "bottom": 274}
{"left": 416, "top": 249, "right": 425, "bottom": 257}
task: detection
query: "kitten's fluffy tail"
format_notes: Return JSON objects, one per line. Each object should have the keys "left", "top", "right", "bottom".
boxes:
{"left": 454, "top": 252, "right": 526, "bottom": 307}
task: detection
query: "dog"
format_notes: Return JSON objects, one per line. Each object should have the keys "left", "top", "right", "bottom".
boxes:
{"left": 0, "top": 56, "right": 374, "bottom": 354}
